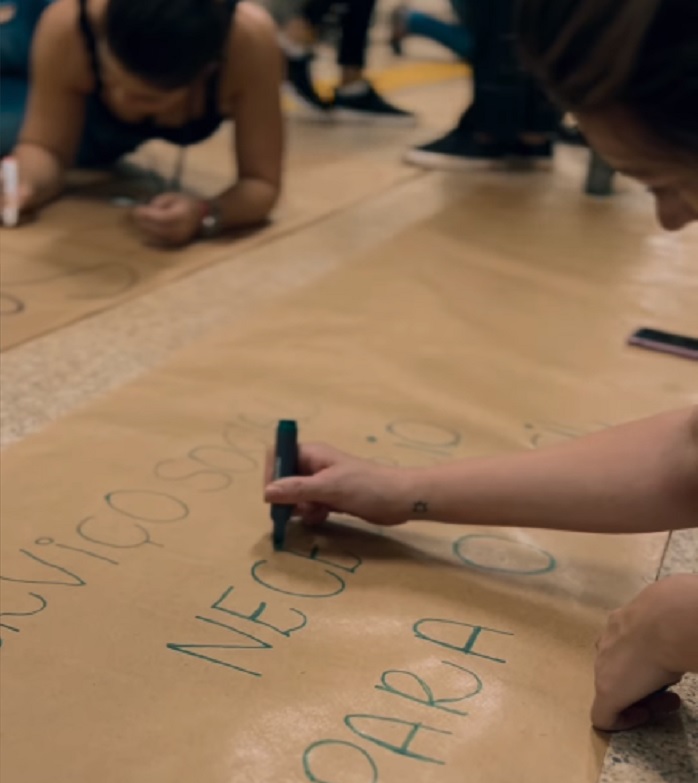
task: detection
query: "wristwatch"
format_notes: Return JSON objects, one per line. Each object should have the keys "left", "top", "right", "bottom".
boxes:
{"left": 199, "top": 199, "right": 223, "bottom": 239}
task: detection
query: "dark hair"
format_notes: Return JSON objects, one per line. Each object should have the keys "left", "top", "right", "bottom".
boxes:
{"left": 516, "top": 0, "right": 698, "bottom": 155}
{"left": 105, "top": 0, "right": 231, "bottom": 90}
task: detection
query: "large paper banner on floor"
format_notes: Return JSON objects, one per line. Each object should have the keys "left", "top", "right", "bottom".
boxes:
{"left": 1, "top": 194, "right": 695, "bottom": 783}
{"left": 0, "top": 125, "right": 417, "bottom": 352}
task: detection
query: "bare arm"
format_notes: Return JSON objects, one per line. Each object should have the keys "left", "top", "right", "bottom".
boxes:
{"left": 214, "top": 3, "right": 284, "bottom": 229}
{"left": 408, "top": 405, "right": 698, "bottom": 533}
{"left": 265, "top": 406, "right": 698, "bottom": 535}
{"left": 12, "top": 0, "right": 89, "bottom": 211}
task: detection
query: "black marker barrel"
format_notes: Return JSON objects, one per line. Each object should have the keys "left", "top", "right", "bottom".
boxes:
{"left": 271, "top": 419, "right": 298, "bottom": 550}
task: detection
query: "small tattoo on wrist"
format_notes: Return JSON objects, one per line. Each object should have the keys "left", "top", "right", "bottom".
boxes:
{"left": 413, "top": 501, "right": 428, "bottom": 514}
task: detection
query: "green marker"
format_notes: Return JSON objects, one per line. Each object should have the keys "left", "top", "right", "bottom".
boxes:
{"left": 271, "top": 420, "right": 298, "bottom": 550}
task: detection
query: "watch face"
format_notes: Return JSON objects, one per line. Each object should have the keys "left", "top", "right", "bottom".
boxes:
{"left": 201, "top": 211, "right": 219, "bottom": 237}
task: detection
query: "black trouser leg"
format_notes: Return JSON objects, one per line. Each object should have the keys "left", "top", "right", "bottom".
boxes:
{"left": 456, "top": 0, "right": 559, "bottom": 139}
{"left": 301, "top": 0, "right": 377, "bottom": 69}
{"left": 301, "top": 0, "right": 334, "bottom": 27}
{"left": 336, "top": 0, "right": 377, "bottom": 69}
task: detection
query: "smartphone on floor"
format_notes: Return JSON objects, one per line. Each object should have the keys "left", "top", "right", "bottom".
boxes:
{"left": 627, "top": 327, "right": 698, "bottom": 361}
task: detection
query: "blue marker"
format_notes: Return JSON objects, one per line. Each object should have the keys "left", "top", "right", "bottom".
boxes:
{"left": 271, "top": 419, "right": 298, "bottom": 551}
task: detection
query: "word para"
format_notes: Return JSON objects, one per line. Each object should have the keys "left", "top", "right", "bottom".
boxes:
{"left": 302, "top": 618, "right": 514, "bottom": 782}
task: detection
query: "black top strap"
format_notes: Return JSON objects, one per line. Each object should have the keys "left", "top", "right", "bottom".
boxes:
{"left": 77, "top": 0, "right": 103, "bottom": 93}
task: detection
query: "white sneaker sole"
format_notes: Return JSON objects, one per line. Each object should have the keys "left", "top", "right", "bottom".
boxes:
{"left": 283, "top": 83, "right": 418, "bottom": 128}
{"left": 404, "top": 148, "right": 555, "bottom": 172}
{"left": 403, "top": 148, "right": 501, "bottom": 171}
{"left": 331, "top": 107, "right": 418, "bottom": 127}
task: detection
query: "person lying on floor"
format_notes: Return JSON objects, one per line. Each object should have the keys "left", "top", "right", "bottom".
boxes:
{"left": 0, "top": 0, "right": 283, "bottom": 246}
{"left": 265, "top": 0, "right": 698, "bottom": 733}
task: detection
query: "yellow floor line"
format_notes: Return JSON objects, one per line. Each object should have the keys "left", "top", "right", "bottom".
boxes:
{"left": 313, "top": 60, "right": 470, "bottom": 99}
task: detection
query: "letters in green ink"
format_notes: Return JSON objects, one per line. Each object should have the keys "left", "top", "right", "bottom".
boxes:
{"left": 375, "top": 660, "right": 483, "bottom": 717}
{"left": 302, "top": 740, "right": 378, "bottom": 783}
{"left": 167, "top": 614, "right": 272, "bottom": 678}
{"left": 0, "top": 549, "right": 86, "bottom": 588}
{"left": 287, "top": 545, "right": 363, "bottom": 575}
{"left": 211, "top": 586, "right": 308, "bottom": 638}
{"left": 413, "top": 618, "right": 514, "bottom": 664}
{"left": 344, "top": 714, "right": 452, "bottom": 765}
{"left": 250, "top": 560, "right": 346, "bottom": 599}
{"left": 452, "top": 533, "right": 557, "bottom": 576}
{"left": 105, "top": 490, "right": 189, "bottom": 523}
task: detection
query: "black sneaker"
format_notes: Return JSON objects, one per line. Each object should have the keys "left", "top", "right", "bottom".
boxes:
{"left": 404, "top": 126, "right": 506, "bottom": 170}
{"left": 331, "top": 82, "right": 416, "bottom": 126}
{"left": 508, "top": 138, "right": 555, "bottom": 165}
{"left": 283, "top": 53, "right": 332, "bottom": 120}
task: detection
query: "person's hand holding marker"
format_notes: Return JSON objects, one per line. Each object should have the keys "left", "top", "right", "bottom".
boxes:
{"left": 264, "top": 442, "right": 411, "bottom": 528}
